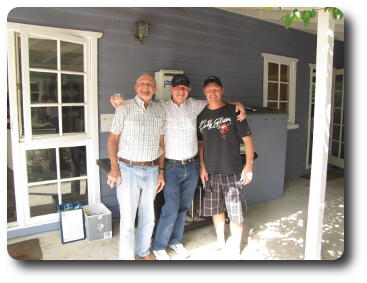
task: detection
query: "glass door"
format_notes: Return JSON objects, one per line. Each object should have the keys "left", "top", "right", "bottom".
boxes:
{"left": 8, "top": 24, "right": 100, "bottom": 227}
{"left": 329, "top": 69, "right": 345, "bottom": 168}
{"left": 306, "top": 65, "right": 316, "bottom": 169}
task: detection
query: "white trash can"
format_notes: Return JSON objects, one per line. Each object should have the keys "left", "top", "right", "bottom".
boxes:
{"left": 83, "top": 203, "right": 112, "bottom": 242}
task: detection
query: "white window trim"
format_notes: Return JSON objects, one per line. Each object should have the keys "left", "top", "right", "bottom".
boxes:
{"left": 7, "top": 22, "right": 103, "bottom": 229}
{"left": 262, "top": 52, "right": 299, "bottom": 130}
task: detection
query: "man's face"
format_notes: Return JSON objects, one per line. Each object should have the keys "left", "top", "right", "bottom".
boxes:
{"left": 134, "top": 74, "right": 157, "bottom": 102}
{"left": 203, "top": 82, "right": 224, "bottom": 102}
{"left": 171, "top": 85, "right": 190, "bottom": 105}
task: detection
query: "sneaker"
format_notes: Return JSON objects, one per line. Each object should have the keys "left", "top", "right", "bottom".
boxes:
{"left": 168, "top": 243, "right": 190, "bottom": 258}
{"left": 152, "top": 249, "right": 170, "bottom": 260}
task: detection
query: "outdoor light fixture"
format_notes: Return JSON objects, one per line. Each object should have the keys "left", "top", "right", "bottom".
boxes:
{"left": 134, "top": 20, "right": 149, "bottom": 44}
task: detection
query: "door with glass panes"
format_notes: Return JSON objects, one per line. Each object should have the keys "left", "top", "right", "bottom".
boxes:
{"left": 306, "top": 67, "right": 344, "bottom": 170}
{"left": 329, "top": 69, "right": 344, "bottom": 168}
{"left": 8, "top": 24, "right": 100, "bottom": 227}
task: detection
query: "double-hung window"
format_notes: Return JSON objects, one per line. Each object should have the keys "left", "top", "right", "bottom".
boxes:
{"left": 7, "top": 22, "right": 102, "bottom": 228}
{"left": 262, "top": 53, "right": 299, "bottom": 129}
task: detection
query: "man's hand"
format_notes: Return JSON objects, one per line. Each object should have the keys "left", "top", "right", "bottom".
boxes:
{"left": 110, "top": 94, "right": 125, "bottom": 109}
{"left": 107, "top": 167, "right": 121, "bottom": 189}
{"left": 240, "top": 166, "right": 253, "bottom": 185}
{"left": 200, "top": 166, "right": 208, "bottom": 185}
{"left": 235, "top": 103, "right": 246, "bottom": 121}
{"left": 156, "top": 172, "right": 165, "bottom": 193}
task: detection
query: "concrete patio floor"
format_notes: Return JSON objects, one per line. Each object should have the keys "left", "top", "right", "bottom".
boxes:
{"left": 7, "top": 176, "right": 344, "bottom": 260}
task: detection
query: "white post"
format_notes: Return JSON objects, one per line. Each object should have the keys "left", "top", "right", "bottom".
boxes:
{"left": 304, "top": 10, "right": 335, "bottom": 260}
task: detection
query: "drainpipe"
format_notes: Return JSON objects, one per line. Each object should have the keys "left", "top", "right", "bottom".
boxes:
{"left": 304, "top": 10, "right": 335, "bottom": 260}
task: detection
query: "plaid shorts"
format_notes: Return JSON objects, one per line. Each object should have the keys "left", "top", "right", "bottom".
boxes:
{"left": 203, "top": 173, "right": 246, "bottom": 223}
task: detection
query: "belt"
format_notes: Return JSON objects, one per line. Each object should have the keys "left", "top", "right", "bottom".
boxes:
{"left": 118, "top": 158, "right": 159, "bottom": 167}
{"left": 165, "top": 157, "right": 196, "bottom": 165}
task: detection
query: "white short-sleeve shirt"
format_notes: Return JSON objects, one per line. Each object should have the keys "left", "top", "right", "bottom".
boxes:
{"left": 160, "top": 97, "right": 207, "bottom": 160}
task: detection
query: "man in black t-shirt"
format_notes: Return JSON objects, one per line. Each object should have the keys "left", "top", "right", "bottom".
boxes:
{"left": 197, "top": 76, "right": 255, "bottom": 258}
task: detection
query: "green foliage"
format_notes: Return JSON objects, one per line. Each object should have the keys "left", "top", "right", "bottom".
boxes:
{"left": 324, "top": 7, "right": 344, "bottom": 20}
{"left": 270, "top": 7, "right": 343, "bottom": 29}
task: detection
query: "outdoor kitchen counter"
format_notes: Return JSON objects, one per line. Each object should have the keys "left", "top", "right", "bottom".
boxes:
{"left": 243, "top": 110, "right": 288, "bottom": 204}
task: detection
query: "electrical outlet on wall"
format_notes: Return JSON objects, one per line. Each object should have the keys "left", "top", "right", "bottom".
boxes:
{"left": 100, "top": 114, "right": 114, "bottom": 132}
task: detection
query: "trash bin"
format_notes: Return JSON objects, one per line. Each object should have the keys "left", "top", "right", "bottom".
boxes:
{"left": 83, "top": 203, "right": 112, "bottom": 242}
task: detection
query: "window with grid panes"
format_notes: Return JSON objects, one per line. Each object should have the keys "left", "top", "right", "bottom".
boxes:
{"left": 262, "top": 53, "right": 299, "bottom": 129}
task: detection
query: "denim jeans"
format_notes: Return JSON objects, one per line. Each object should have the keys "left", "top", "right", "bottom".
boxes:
{"left": 152, "top": 157, "right": 199, "bottom": 250}
{"left": 117, "top": 161, "right": 158, "bottom": 260}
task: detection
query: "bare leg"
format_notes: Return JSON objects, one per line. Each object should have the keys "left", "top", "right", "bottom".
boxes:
{"left": 228, "top": 221, "right": 244, "bottom": 255}
{"left": 212, "top": 213, "right": 226, "bottom": 249}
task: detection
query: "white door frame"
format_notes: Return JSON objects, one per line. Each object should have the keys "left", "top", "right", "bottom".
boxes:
{"left": 7, "top": 22, "right": 103, "bottom": 230}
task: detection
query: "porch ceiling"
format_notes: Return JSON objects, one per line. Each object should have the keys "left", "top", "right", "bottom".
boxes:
{"left": 218, "top": 7, "right": 344, "bottom": 41}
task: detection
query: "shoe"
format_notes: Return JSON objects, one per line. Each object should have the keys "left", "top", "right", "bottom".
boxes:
{"left": 168, "top": 243, "right": 190, "bottom": 258}
{"left": 152, "top": 249, "right": 170, "bottom": 260}
{"left": 138, "top": 253, "right": 156, "bottom": 260}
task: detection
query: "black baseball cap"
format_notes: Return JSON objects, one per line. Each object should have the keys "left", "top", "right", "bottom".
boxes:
{"left": 171, "top": 74, "right": 190, "bottom": 87}
{"left": 203, "top": 75, "right": 223, "bottom": 88}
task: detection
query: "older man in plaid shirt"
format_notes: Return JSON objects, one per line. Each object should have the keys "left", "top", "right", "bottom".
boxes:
{"left": 107, "top": 73, "right": 165, "bottom": 260}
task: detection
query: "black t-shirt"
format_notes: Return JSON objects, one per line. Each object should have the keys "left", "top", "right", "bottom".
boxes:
{"left": 197, "top": 103, "right": 252, "bottom": 174}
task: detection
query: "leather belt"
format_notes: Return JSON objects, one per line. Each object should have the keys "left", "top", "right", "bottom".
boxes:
{"left": 165, "top": 157, "right": 196, "bottom": 165}
{"left": 119, "top": 158, "right": 159, "bottom": 167}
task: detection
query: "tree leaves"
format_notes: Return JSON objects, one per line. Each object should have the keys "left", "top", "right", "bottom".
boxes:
{"left": 324, "top": 7, "right": 344, "bottom": 20}
{"left": 275, "top": 7, "right": 343, "bottom": 29}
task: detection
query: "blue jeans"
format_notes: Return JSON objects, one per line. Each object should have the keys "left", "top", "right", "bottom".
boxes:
{"left": 152, "top": 157, "right": 199, "bottom": 250}
{"left": 116, "top": 161, "right": 158, "bottom": 260}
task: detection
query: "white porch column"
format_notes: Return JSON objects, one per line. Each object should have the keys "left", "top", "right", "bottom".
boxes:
{"left": 304, "top": 10, "right": 335, "bottom": 260}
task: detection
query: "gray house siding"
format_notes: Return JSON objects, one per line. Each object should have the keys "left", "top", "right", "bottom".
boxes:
{"left": 8, "top": 7, "right": 344, "bottom": 219}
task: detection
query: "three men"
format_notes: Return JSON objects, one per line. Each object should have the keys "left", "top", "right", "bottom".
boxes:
{"left": 108, "top": 73, "right": 250, "bottom": 260}
{"left": 107, "top": 73, "right": 165, "bottom": 260}
{"left": 198, "top": 76, "right": 255, "bottom": 258}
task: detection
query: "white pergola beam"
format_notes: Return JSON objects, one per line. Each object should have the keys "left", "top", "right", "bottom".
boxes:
{"left": 304, "top": 10, "right": 335, "bottom": 260}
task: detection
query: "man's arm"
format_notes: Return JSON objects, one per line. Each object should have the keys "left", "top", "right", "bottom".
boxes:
{"left": 193, "top": 99, "right": 246, "bottom": 121}
{"left": 225, "top": 100, "right": 246, "bottom": 121}
{"left": 156, "top": 135, "right": 165, "bottom": 193}
{"left": 107, "top": 132, "right": 121, "bottom": 188}
{"left": 198, "top": 141, "right": 208, "bottom": 184}
{"left": 241, "top": 135, "right": 255, "bottom": 185}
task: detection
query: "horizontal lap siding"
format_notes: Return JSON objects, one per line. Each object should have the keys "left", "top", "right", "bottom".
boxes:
{"left": 8, "top": 7, "right": 344, "bottom": 218}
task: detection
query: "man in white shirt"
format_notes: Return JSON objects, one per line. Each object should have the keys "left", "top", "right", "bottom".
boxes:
{"left": 107, "top": 73, "right": 165, "bottom": 260}
{"left": 110, "top": 74, "right": 245, "bottom": 259}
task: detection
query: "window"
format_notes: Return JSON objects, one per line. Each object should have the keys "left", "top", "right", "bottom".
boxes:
{"left": 8, "top": 22, "right": 102, "bottom": 228}
{"left": 262, "top": 53, "right": 299, "bottom": 129}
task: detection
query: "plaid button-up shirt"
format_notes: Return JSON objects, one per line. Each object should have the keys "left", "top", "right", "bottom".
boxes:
{"left": 110, "top": 95, "right": 165, "bottom": 162}
{"left": 161, "top": 98, "right": 207, "bottom": 160}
